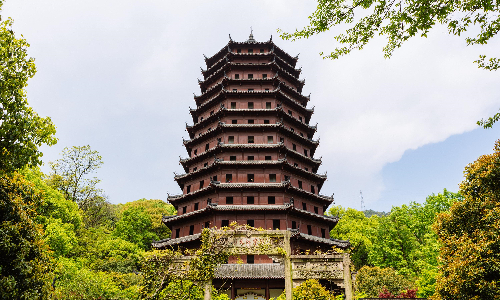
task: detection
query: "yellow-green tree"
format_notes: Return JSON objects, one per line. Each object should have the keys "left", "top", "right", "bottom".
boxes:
{"left": 433, "top": 140, "right": 500, "bottom": 299}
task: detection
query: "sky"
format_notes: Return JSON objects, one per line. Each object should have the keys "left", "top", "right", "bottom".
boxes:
{"left": 3, "top": 0, "right": 500, "bottom": 212}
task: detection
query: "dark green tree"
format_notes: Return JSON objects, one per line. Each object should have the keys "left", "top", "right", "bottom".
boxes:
{"left": 0, "top": 172, "right": 53, "bottom": 299}
{"left": 433, "top": 140, "right": 500, "bottom": 300}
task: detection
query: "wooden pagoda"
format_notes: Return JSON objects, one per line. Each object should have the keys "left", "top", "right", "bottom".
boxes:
{"left": 152, "top": 33, "right": 350, "bottom": 300}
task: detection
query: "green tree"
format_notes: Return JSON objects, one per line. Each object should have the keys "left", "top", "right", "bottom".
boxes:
{"left": 355, "top": 266, "right": 413, "bottom": 298}
{"left": 369, "top": 190, "right": 461, "bottom": 278}
{"left": 0, "top": 11, "right": 57, "bottom": 175}
{"left": 327, "top": 205, "right": 379, "bottom": 270}
{"left": 278, "top": 0, "right": 500, "bottom": 70}
{"left": 0, "top": 172, "right": 53, "bottom": 299}
{"left": 433, "top": 140, "right": 500, "bottom": 300}
{"left": 113, "top": 206, "right": 158, "bottom": 250}
{"left": 119, "top": 198, "right": 176, "bottom": 240}
{"left": 47, "top": 145, "right": 116, "bottom": 228}
{"left": 272, "top": 279, "right": 339, "bottom": 300}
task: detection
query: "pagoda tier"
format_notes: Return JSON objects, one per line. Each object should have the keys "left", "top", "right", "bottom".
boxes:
{"left": 156, "top": 34, "right": 347, "bottom": 257}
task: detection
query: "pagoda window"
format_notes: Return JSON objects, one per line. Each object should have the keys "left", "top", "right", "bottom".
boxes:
{"left": 200, "top": 180, "right": 204, "bottom": 189}
{"left": 298, "top": 181, "right": 303, "bottom": 189}
{"left": 265, "top": 88, "right": 269, "bottom": 91}
{"left": 292, "top": 221, "right": 297, "bottom": 229}
{"left": 221, "top": 220, "right": 229, "bottom": 227}
{"left": 248, "top": 136, "right": 254, "bottom": 143}
{"left": 235, "top": 74, "right": 240, "bottom": 79}
{"left": 260, "top": 49, "right": 264, "bottom": 53}
{"left": 232, "top": 89, "right": 237, "bottom": 92}
{"left": 203, "top": 162, "right": 208, "bottom": 167}
{"left": 237, "top": 49, "right": 241, "bottom": 53}
{"left": 248, "top": 156, "right": 254, "bottom": 161}
{"left": 294, "top": 163, "right": 298, "bottom": 167}
{"left": 195, "top": 202, "right": 199, "bottom": 210}
{"left": 247, "top": 255, "right": 254, "bottom": 264}
{"left": 314, "top": 206, "right": 319, "bottom": 214}
{"left": 266, "top": 102, "right": 271, "bottom": 109}
{"left": 288, "top": 110, "right": 293, "bottom": 116}
{"left": 273, "top": 219, "right": 281, "bottom": 230}
{"left": 248, "top": 102, "right": 254, "bottom": 109}
{"left": 307, "top": 225, "right": 312, "bottom": 235}
{"left": 299, "top": 116, "right": 303, "bottom": 122}
{"left": 248, "top": 89, "right": 254, "bottom": 92}
{"left": 248, "top": 74, "right": 253, "bottom": 79}
{"left": 292, "top": 144, "right": 297, "bottom": 151}
{"left": 226, "top": 174, "right": 232, "bottom": 182}
{"left": 210, "top": 111, "right": 214, "bottom": 116}
{"left": 321, "top": 228, "right": 326, "bottom": 238}
{"left": 217, "top": 137, "right": 221, "bottom": 143}
{"left": 300, "top": 132, "right": 304, "bottom": 137}
{"left": 205, "top": 143, "right": 209, "bottom": 151}
{"left": 269, "top": 174, "right": 276, "bottom": 182}
{"left": 194, "top": 149, "right": 198, "bottom": 155}
{"left": 228, "top": 136, "right": 234, "bottom": 144}
{"left": 189, "top": 225, "right": 194, "bottom": 235}
{"left": 285, "top": 175, "right": 290, "bottom": 181}
{"left": 247, "top": 196, "right": 254, "bottom": 204}
{"left": 268, "top": 196, "right": 275, "bottom": 204}
{"left": 204, "top": 221, "right": 210, "bottom": 228}
{"left": 263, "top": 74, "right": 267, "bottom": 79}
{"left": 268, "top": 136, "right": 273, "bottom": 143}
{"left": 280, "top": 137, "right": 284, "bottom": 143}
{"left": 302, "top": 203, "right": 307, "bottom": 211}
{"left": 247, "top": 174, "right": 254, "bottom": 182}
{"left": 247, "top": 220, "right": 254, "bottom": 227}
{"left": 200, "top": 117, "right": 204, "bottom": 121}
{"left": 193, "top": 167, "right": 197, "bottom": 172}
{"left": 291, "top": 128, "right": 295, "bottom": 132}
{"left": 230, "top": 156, "right": 236, "bottom": 161}
{"left": 232, "top": 120, "right": 237, "bottom": 124}
{"left": 175, "top": 228, "right": 180, "bottom": 238}
{"left": 311, "top": 185, "right": 316, "bottom": 194}
{"left": 231, "top": 102, "right": 236, "bottom": 109}
{"left": 186, "top": 185, "right": 191, "bottom": 193}
{"left": 248, "top": 119, "right": 254, "bottom": 124}
{"left": 305, "top": 167, "right": 309, "bottom": 171}
{"left": 304, "top": 150, "right": 308, "bottom": 156}
{"left": 264, "top": 120, "right": 270, "bottom": 124}
{"left": 183, "top": 206, "right": 187, "bottom": 214}
{"left": 248, "top": 49, "right": 253, "bottom": 53}
{"left": 213, "top": 175, "right": 217, "bottom": 181}
{"left": 226, "top": 197, "right": 233, "bottom": 204}
{"left": 265, "top": 156, "right": 272, "bottom": 161}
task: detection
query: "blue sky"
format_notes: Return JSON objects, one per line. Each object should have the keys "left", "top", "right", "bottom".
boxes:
{"left": 3, "top": 0, "right": 500, "bottom": 212}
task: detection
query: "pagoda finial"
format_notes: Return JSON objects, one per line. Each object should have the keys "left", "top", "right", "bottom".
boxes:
{"left": 270, "top": 35, "right": 273, "bottom": 41}
{"left": 247, "top": 27, "right": 256, "bottom": 43}
{"left": 229, "top": 34, "right": 232, "bottom": 41}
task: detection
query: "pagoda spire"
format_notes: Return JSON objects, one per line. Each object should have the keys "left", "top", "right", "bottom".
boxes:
{"left": 247, "top": 27, "right": 256, "bottom": 43}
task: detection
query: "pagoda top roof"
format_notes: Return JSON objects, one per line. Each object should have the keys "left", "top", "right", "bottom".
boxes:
{"left": 204, "top": 34, "right": 298, "bottom": 68}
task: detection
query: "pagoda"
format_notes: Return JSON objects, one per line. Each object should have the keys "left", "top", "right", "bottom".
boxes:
{"left": 153, "top": 33, "right": 350, "bottom": 300}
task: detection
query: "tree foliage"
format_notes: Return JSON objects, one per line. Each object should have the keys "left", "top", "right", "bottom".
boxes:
{"left": 356, "top": 266, "right": 413, "bottom": 298}
{"left": 0, "top": 172, "right": 53, "bottom": 299}
{"left": 113, "top": 206, "right": 158, "bottom": 250}
{"left": 0, "top": 16, "right": 57, "bottom": 175}
{"left": 433, "top": 140, "right": 500, "bottom": 300}
{"left": 278, "top": 0, "right": 500, "bottom": 71}
{"left": 272, "top": 279, "right": 341, "bottom": 300}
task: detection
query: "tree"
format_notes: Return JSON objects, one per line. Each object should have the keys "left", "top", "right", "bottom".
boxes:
{"left": 433, "top": 140, "right": 500, "bottom": 299}
{"left": 355, "top": 266, "right": 413, "bottom": 298}
{"left": 278, "top": 0, "right": 500, "bottom": 71}
{"left": 327, "top": 205, "right": 379, "bottom": 269}
{"left": 272, "top": 279, "right": 340, "bottom": 300}
{"left": 0, "top": 10, "right": 57, "bottom": 175}
{"left": 119, "top": 198, "right": 176, "bottom": 240}
{"left": 0, "top": 172, "right": 53, "bottom": 299}
{"left": 113, "top": 206, "right": 158, "bottom": 250}
{"left": 47, "top": 145, "right": 116, "bottom": 228}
